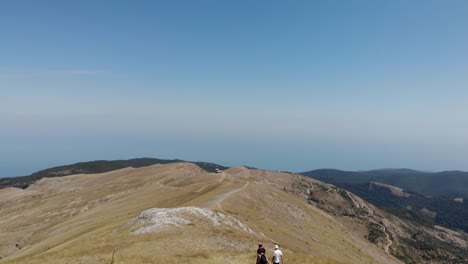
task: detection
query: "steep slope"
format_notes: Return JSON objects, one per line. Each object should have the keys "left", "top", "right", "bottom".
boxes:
{"left": 295, "top": 179, "right": 467, "bottom": 263}
{"left": 302, "top": 169, "right": 468, "bottom": 233}
{"left": 0, "top": 164, "right": 464, "bottom": 263}
{"left": 336, "top": 182, "right": 468, "bottom": 233}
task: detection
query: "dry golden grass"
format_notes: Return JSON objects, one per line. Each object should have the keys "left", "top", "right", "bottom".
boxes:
{"left": 0, "top": 163, "right": 401, "bottom": 264}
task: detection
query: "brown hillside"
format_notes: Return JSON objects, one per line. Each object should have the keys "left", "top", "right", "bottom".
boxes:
{"left": 0, "top": 163, "right": 452, "bottom": 263}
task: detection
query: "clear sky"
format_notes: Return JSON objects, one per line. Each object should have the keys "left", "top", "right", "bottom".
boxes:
{"left": 1, "top": 0, "right": 468, "bottom": 177}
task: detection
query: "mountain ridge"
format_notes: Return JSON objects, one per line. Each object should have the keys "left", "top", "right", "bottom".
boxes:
{"left": 0, "top": 163, "right": 401, "bottom": 263}
{"left": 1, "top": 163, "right": 466, "bottom": 263}
{"left": 0, "top": 158, "right": 228, "bottom": 190}
{"left": 300, "top": 168, "right": 468, "bottom": 198}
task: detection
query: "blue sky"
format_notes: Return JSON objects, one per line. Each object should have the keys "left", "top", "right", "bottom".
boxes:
{"left": 1, "top": 0, "right": 468, "bottom": 176}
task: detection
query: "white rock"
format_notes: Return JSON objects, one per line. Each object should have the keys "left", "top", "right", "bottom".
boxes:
{"left": 128, "top": 206, "right": 259, "bottom": 235}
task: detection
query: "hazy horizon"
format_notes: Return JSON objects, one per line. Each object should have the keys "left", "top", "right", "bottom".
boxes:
{"left": 0, "top": 154, "right": 461, "bottom": 178}
{"left": 2, "top": 1, "right": 468, "bottom": 177}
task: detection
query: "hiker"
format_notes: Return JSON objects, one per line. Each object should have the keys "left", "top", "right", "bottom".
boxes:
{"left": 271, "top": 244, "right": 283, "bottom": 264}
{"left": 256, "top": 243, "right": 268, "bottom": 264}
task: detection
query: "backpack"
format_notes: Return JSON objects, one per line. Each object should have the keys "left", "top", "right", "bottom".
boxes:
{"left": 260, "top": 253, "right": 268, "bottom": 264}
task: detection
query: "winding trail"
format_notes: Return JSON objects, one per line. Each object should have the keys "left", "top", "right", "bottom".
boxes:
{"left": 200, "top": 182, "right": 249, "bottom": 210}
{"left": 194, "top": 172, "right": 226, "bottom": 193}
{"left": 346, "top": 190, "right": 392, "bottom": 253}
{"left": 369, "top": 220, "right": 392, "bottom": 254}
{"left": 158, "top": 171, "right": 276, "bottom": 244}
{"left": 380, "top": 223, "right": 392, "bottom": 254}
{"left": 158, "top": 172, "right": 226, "bottom": 193}
{"left": 206, "top": 181, "right": 279, "bottom": 244}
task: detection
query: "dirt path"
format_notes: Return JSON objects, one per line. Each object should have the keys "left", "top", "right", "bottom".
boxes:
{"left": 380, "top": 223, "right": 392, "bottom": 254}
{"left": 200, "top": 182, "right": 249, "bottom": 209}
{"left": 194, "top": 172, "right": 226, "bottom": 193}
{"left": 342, "top": 189, "right": 392, "bottom": 253}
{"left": 157, "top": 171, "right": 247, "bottom": 211}
{"left": 158, "top": 172, "right": 225, "bottom": 193}
{"left": 157, "top": 172, "right": 275, "bottom": 244}
{"left": 369, "top": 220, "right": 392, "bottom": 254}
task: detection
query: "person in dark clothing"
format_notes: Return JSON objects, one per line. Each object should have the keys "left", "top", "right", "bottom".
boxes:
{"left": 256, "top": 243, "right": 267, "bottom": 264}
{"left": 257, "top": 243, "right": 265, "bottom": 254}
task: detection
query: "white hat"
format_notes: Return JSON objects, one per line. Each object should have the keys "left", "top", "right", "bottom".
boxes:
{"left": 275, "top": 245, "right": 279, "bottom": 249}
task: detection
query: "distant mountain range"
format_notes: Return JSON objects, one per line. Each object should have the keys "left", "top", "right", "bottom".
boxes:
{"left": 0, "top": 158, "right": 228, "bottom": 189}
{"left": 300, "top": 169, "right": 468, "bottom": 233}
{"left": 300, "top": 168, "right": 468, "bottom": 198}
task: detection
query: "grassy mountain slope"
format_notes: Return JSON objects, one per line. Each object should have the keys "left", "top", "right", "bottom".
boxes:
{"left": 1, "top": 163, "right": 466, "bottom": 263}
{"left": 0, "top": 158, "right": 228, "bottom": 190}
{"left": 300, "top": 169, "right": 468, "bottom": 198}
{"left": 0, "top": 163, "right": 401, "bottom": 264}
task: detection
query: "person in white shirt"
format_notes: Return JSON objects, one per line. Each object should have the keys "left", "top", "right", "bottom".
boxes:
{"left": 271, "top": 244, "right": 283, "bottom": 264}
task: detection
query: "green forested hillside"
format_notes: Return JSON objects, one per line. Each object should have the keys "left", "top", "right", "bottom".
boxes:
{"left": 336, "top": 182, "right": 468, "bottom": 232}
{"left": 301, "top": 169, "right": 468, "bottom": 198}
